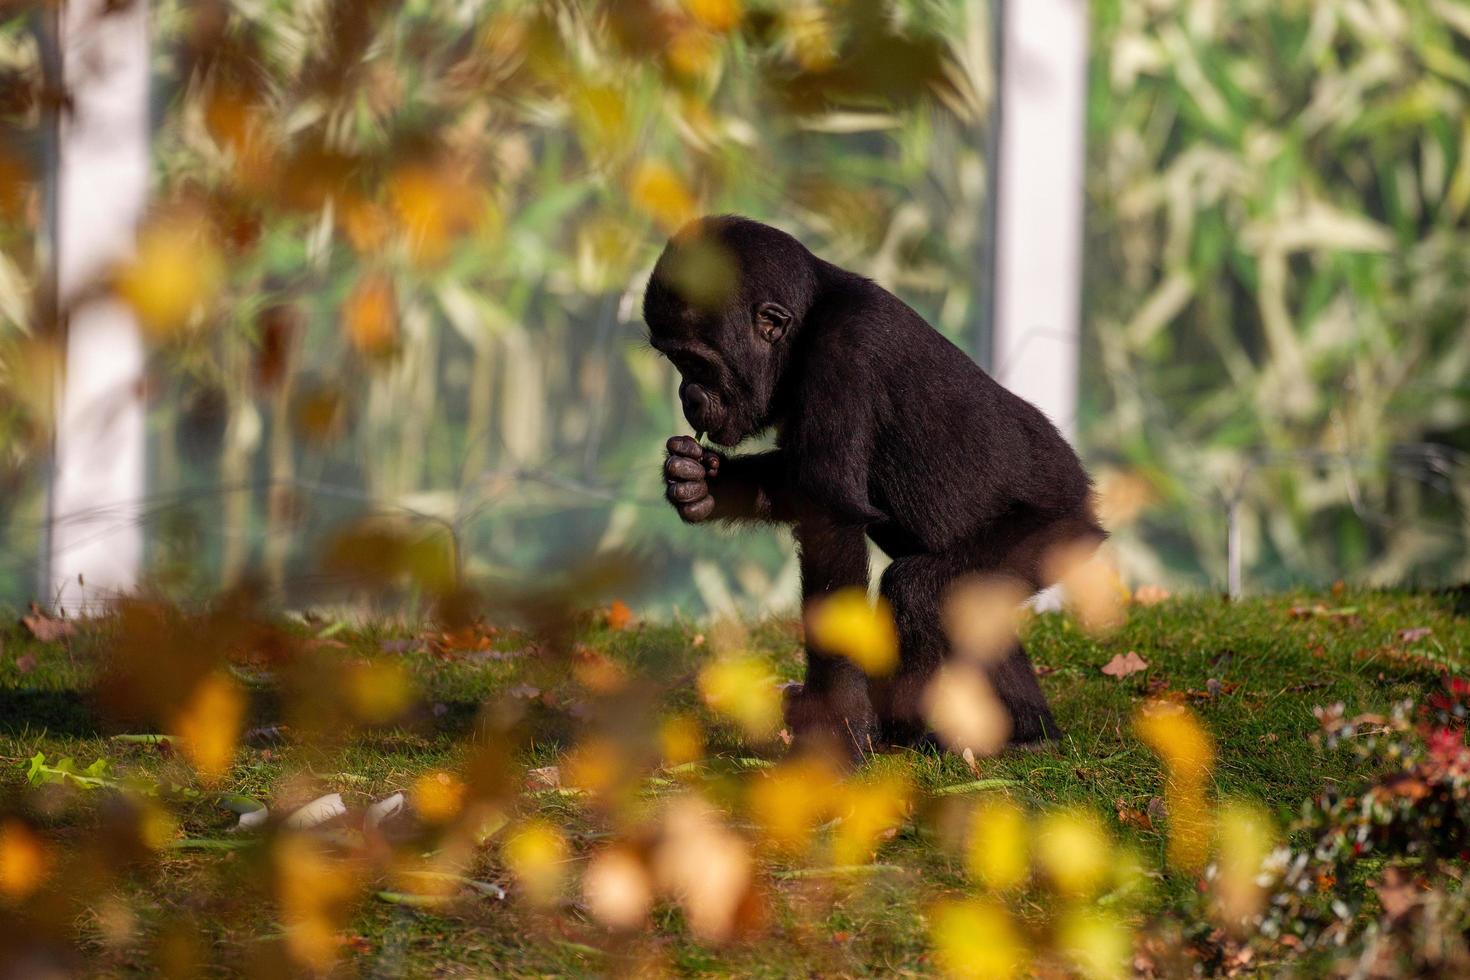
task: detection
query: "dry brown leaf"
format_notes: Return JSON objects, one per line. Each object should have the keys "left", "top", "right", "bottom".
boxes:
{"left": 21, "top": 604, "right": 74, "bottom": 644}
{"left": 1116, "top": 800, "right": 1153, "bottom": 831}
{"left": 606, "top": 600, "right": 635, "bottom": 631}
{"left": 1132, "top": 584, "right": 1172, "bottom": 606}
{"left": 1101, "top": 651, "right": 1149, "bottom": 678}
{"left": 525, "top": 766, "right": 561, "bottom": 790}
{"left": 1372, "top": 866, "right": 1419, "bottom": 922}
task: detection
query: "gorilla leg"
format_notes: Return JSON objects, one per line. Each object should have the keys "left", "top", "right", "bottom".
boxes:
{"left": 785, "top": 514, "right": 879, "bottom": 757}
{"left": 872, "top": 513, "right": 1103, "bottom": 749}
{"left": 875, "top": 553, "right": 1058, "bottom": 748}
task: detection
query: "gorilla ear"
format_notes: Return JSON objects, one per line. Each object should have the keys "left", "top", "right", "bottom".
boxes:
{"left": 754, "top": 302, "right": 792, "bottom": 343}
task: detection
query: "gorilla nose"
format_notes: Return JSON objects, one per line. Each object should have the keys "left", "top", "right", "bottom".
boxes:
{"left": 680, "top": 382, "right": 711, "bottom": 425}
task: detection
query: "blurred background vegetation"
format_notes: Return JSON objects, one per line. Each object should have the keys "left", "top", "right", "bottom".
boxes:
{"left": 0, "top": 0, "right": 1467, "bottom": 613}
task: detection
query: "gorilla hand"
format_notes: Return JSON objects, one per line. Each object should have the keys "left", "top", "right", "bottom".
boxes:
{"left": 664, "top": 435, "right": 722, "bottom": 523}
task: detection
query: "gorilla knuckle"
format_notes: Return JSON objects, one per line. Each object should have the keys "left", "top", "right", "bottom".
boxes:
{"left": 679, "top": 497, "right": 715, "bottom": 522}
{"left": 667, "top": 435, "right": 702, "bottom": 458}
{"left": 664, "top": 456, "right": 705, "bottom": 481}
{"left": 667, "top": 479, "right": 708, "bottom": 504}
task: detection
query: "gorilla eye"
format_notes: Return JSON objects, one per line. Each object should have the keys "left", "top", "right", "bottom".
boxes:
{"left": 754, "top": 302, "right": 792, "bottom": 342}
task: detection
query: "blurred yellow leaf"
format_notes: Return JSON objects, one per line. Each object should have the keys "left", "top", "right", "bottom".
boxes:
{"left": 1057, "top": 909, "right": 1131, "bottom": 980}
{"left": 666, "top": 26, "right": 719, "bottom": 79}
{"left": 503, "top": 820, "right": 568, "bottom": 905}
{"left": 115, "top": 213, "right": 224, "bottom": 339}
{"left": 659, "top": 714, "right": 706, "bottom": 766}
{"left": 654, "top": 795, "right": 753, "bottom": 944}
{"left": 630, "top": 160, "right": 697, "bottom": 233}
{"left": 697, "top": 652, "right": 782, "bottom": 740}
{"left": 171, "top": 670, "right": 243, "bottom": 784}
{"left": 0, "top": 820, "right": 48, "bottom": 901}
{"left": 922, "top": 664, "right": 1011, "bottom": 756}
{"left": 1095, "top": 468, "right": 1157, "bottom": 528}
{"left": 807, "top": 588, "right": 898, "bottom": 675}
{"left": 1034, "top": 809, "right": 1111, "bottom": 898}
{"left": 388, "top": 164, "right": 483, "bottom": 265}
{"left": 1045, "top": 543, "right": 1127, "bottom": 634}
{"left": 346, "top": 659, "right": 416, "bottom": 724}
{"left": 412, "top": 771, "right": 467, "bottom": 824}
{"left": 572, "top": 83, "right": 629, "bottom": 152}
{"left": 833, "top": 773, "right": 912, "bottom": 866}
{"left": 1134, "top": 702, "right": 1216, "bottom": 871}
{"left": 966, "top": 798, "right": 1028, "bottom": 891}
{"left": 784, "top": 6, "right": 837, "bottom": 72}
{"left": 929, "top": 899, "right": 1027, "bottom": 979}
{"left": 584, "top": 847, "right": 653, "bottom": 931}
{"left": 1134, "top": 701, "right": 1214, "bottom": 782}
{"left": 275, "top": 833, "right": 359, "bottom": 972}
{"left": 343, "top": 273, "right": 397, "bottom": 356}
{"left": 564, "top": 737, "right": 629, "bottom": 797}
{"left": 1132, "top": 584, "right": 1171, "bottom": 606}
{"left": 339, "top": 195, "right": 393, "bottom": 254}
{"left": 137, "top": 801, "right": 178, "bottom": 851}
{"left": 1214, "top": 801, "right": 1274, "bottom": 929}
{"left": 748, "top": 757, "right": 839, "bottom": 855}
{"left": 202, "top": 86, "right": 276, "bottom": 190}
{"left": 684, "top": 0, "right": 742, "bottom": 33}
{"left": 943, "top": 577, "right": 1028, "bottom": 664}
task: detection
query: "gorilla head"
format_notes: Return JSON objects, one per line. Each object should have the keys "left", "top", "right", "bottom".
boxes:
{"left": 642, "top": 215, "right": 819, "bottom": 447}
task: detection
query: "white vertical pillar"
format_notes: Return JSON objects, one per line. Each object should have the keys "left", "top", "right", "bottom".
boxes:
{"left": 990, "top": 0, "right": 1088, "bottom": 442}
{"left": 46, "top": 0, "right": 150, "bottom": 611}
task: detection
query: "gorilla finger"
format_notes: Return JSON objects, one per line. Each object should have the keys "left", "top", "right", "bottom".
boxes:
{"left": 701, "top": 450, "right": 721, "bottom": 477}
{"left": 679, "top": 496, "right": 716, "bottom": 522}
{"left": 667, "top": 479, "right": 709, "bottom": 504}
{"left": 664, "top": 455, "right": 706, "bottom": 481}
{"left": 667, "top": 435, "right": 703, "bottom": 459}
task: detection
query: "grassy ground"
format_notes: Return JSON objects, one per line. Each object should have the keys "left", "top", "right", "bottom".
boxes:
{"left": 1, "top": 589, "right": 1467, "bottom": 976}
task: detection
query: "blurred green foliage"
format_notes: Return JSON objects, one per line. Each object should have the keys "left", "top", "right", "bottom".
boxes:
{"left": 1086, "top": 0, "right": 1470, "bottom": 591}
{"left": 1, "top": 0, "right": 1467, "bottom": 608}
{"left": 0, "top": 0, "right": 996, "bottom": 611}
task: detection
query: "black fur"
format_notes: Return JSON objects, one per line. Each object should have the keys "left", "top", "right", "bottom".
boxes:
{"left": 646, "top": 216, "right": 1104, "bottom": 755}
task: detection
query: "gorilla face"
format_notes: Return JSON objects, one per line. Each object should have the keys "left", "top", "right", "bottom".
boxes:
{"left": 642, "top": 216, "right": 812, "bottom": 446}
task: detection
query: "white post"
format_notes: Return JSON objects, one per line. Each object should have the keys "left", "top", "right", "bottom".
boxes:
{"left": 990, "top": 0, "right": 1088, "bottom": 442}
{"left": 45, "top": 0, "right": 150, "bottom": 611}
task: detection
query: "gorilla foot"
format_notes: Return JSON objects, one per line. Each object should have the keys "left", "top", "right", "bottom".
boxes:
{"left": 781, "top": 682, "right": 881, "bottom": 762}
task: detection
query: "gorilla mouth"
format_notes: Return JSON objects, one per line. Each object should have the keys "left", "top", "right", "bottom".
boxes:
{"left": 680, "top": 381, "right": 724, "bottom": 434}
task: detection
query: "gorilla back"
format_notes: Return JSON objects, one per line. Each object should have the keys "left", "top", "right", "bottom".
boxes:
{"left": 647, "top": 215, "right": 1105, "bottom": 755}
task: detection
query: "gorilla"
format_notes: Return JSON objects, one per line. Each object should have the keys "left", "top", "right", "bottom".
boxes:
{"left": 644, "top": 215, "right": 1104, "bottom": 755}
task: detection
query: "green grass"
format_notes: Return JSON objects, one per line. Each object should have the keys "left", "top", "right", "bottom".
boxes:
{"left": 1, "top": 589, "right": 1467, "bottom": 976}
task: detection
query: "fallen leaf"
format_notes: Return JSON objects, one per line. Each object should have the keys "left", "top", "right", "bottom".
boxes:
{"left": 21, "top": 603, "right": 73, "bottom": 643}
{"left": 525, "top": 766, "right": 561, "bottom": 790}
{"left": 1373, "top": 867, "right": 1418, "bottom": 922}
{"left": 1132, "top": 584, "right": 1171, "bottom": 606}
{"left": 1116, "top": 800, "right": 1152, "bottom": 831}
{"left": 1398, "top": 627, "right": 1432, "bottom": 643}
{"left": 606, "top": 600, "right": 635, "bottom": 631}
{"left": 15, "top": 653, "right": 36, "bottom": 674}
{"left": 1101, "top": 651, "right": 1148, "bottom": 678}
